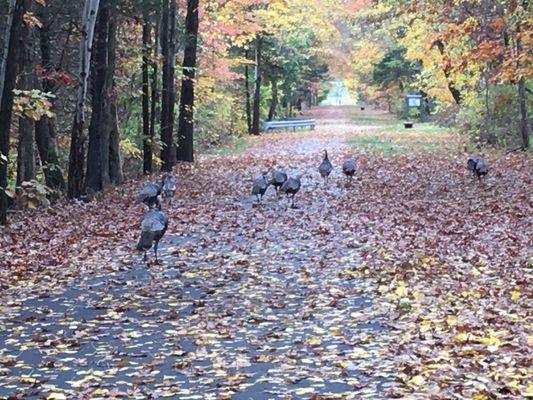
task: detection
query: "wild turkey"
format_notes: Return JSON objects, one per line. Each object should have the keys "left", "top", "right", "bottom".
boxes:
{"left": 467, "top": 157, "right": 479, "bottom": 176}
{"left": 467, "top": 157, "right": 488, "bottom": 180}
{"left": 252, "top": 171, "right": 269, "bottom": 203}
{"left": 280, "top": 174, "right": 302, "bottom": 207}
{"left": 474, "top": 160, "right": 489, "bottom": 179}
{"left": 161, "top": 173, "right": 177, "bottom": 202}
{"left": 136, "top": 180, "right": 163, "bottom": 209}
{"left": 137, "top": 207, "right": 168, "bottom": 262}
{"left": 269, "top": 169, "right": 288, "bottom": 196}
{"left": 318, "top": 150, "right": 333, "bottom": 183}
{"left": 342, "top": 158, "right": 357, "bottom": 183}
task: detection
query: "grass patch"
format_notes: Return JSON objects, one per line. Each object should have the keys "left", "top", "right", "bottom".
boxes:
{"left": 352, "top": 113, "right": 397, "bottom": 126}
{"left": 204, "top": 136, "right": 252, "bottom": 156}
{"left": 349, "top": 121, "right": 463, "bottom": 156}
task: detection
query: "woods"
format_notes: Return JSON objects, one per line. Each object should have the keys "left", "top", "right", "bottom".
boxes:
{"left": 0, "top": 0, "right": 532, "bottom": 397}
{"left": 0, "top": 0, "right": 531, "bottom": 223}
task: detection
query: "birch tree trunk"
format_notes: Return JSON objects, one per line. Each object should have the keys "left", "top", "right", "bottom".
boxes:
{"left": 67, "top": 0, "right": 100, "bottom": 198}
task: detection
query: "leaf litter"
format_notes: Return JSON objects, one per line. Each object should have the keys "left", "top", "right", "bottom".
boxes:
{"left": 0, "top": 106, "right": 531, "bottom": 399}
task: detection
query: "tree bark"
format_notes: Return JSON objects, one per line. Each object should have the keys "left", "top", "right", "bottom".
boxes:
{"left": 176, "top": 0, "right": 199, "bottom": 163}
{"left": 244, "top": 49, "right": 252, "bottom": 133}
{"left": 106, "top": 11, "right": 122, "bottom": 184}
{"left": 251, "top": 35, "right": 262, "bottom": 135}
{"left": 16, "top": 0, "right": 37, "bottom": 189}
{"left": 35, "top": 6, "right": 65, "bottom": 193}
{"left": 85, "top": 0, "right": 110, "bottom": 193}
{"left": 160, "top": 0, "right": 177, "bottom": 171}
{"left": 267, "top": 79, "right": 278, "bottom": 121}
{"left": 68, "top": 0, "right": 100, "bottom": 198}
{"left": 142, "top": 9, "right": 152, "bottom": 173}
{"left": 150, "top": 16, "right": 158, "bottom": 167}
{"left": 0, "top": 0, "right": 24, "bottom": 224}
{"left": 516, "top": 14, "right": 531, "bottom": 149}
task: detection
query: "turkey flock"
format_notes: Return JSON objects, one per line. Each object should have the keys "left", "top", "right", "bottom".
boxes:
{"left": 134, "top": 153, "right": 489, "bottom": 262}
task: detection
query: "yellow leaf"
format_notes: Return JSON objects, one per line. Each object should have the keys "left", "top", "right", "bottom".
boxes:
{"left": 511, "top": 290, "right": 520, "bottom": 302}
{"left": 330, "top": 327, "right": 343, "bottom": 336}
{"left": 446, "top": 315, "right": 457, "bottom": 326}
{"left": 410, "top": 375, "right": 425, "bottom": 385}
{"left": 456, "top": 332, "right": 472, "bottom": 342}
{"left": 507, "top": 380, "right": 520, "bottom": 389}
{"left": 47, "top": 394, "right": 67, "bottom": 400}
{"left": 294, "top": 387, "right": 315, "bottom": 395}
{"left": 307, "top": 335, "right": 322, "bottom": 347}
{"left": 522, "top": 384, "right": 533, "bottom": 398}
{"left": 478, "top": 335, "right": 500, "bottom": 347}
{"left": 395, "top": 285, "right": 408, "bottom": 298}
{"left": 420, "top": 320, "right": 431, "bottom": 333}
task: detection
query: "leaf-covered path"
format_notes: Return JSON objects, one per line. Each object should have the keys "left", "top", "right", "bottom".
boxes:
{"left": 1, "top": 106, "right": 531, "bottom": 399}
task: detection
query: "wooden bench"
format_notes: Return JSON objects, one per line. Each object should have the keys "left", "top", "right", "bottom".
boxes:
{"left": 263, "top": 119, "right": 316, "bottom": 131}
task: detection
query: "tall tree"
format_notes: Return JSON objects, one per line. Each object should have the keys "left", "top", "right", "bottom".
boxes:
{"left": 516, "top": 1, "right": 531, "bottom": 149}
{"left": 267, "top": 79, "right": 278, "bottom": 121}
{"left": 86, "top": 0, "right": 111, "bottom": 192}
{"left": 106, "top": 9, "right": 122, "bottom": 185}
{"left": 68, "top": 0, "right": 100, "bottom": 198}
{"left": 251, "top": 35, "right": 262, "bottom": 135}
{"left": 244, "top": 49, "right": 252, "bottom": 133}
{"left": 35, "top": 6, "right": 66, "bottom": 193}
{"left": 433, "top": 40, "right": 462, "bottom": 105}
{"left": 0, "top": 0, "right": 25, "bottom": 224}
{"left": 149, "top": 16, "right": 159, "bottom": 168}
{"left": 176, "top": 0, "right": 199, "bottom": 162}
{"left": 141, "top": 8, "right": 152, "bottom": 173}
{"left": 160, "top": 0, "right": 177, "bottom": 171}
{"left": 16, "top": 0, "right": 37, "bottom": 189}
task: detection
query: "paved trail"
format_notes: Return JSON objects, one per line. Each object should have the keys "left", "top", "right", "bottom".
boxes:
{"left": 1, "top": 107, "right": 396, "bottom": 399}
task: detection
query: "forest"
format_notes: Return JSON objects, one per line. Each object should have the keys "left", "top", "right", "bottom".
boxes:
{"left": 0, "top": 0, "right": 532, "bottom": 398}
{"left": 0, "top": 0, "right": 530, "bottom": 221}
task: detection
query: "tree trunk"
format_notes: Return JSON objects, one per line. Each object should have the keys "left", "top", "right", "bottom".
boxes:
{"left": 160, "top": 0, "right": 177, "bottom": 171}
{"left": 176, "top": 0, "right": 199, "bottom": 163}
{"left": 68, "top": 0, "right": 100, "bottom": 198}
{"left": 267, "top": 79, "right": 277, "bottom": 121}
{"left": 516, "top": 16, "right": 531, "bottom": 149}
{"left": 35, "top": 6, "right": 65, "bottom": 193}
{"left": 106, "top": 11, "right": 122, "bottom": 184}
{"left": 16, "top": 0, "right": 36, "bottom": 189}
{"left": 517, "top": 77, "right": 530, "bottom": 149}
{"left": 0, "top": 0, "right": 24, "bottom": 224}
{"left": 85, "top": 0, "right": 110, "bottom": 193}
{"left": 251, "top": 35, "right": 262, "bottom": 135}
{"left": 244, "top": 49, "right": 252, "bottom": 133}
{"left": 150, "top": 17, "right": 158, "bottom": 166}
{"left": 434, "top": 40, "right": 462, "bottom": 105}
{"left": 142, "top": 9, "right": 152, "bottom": 173}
